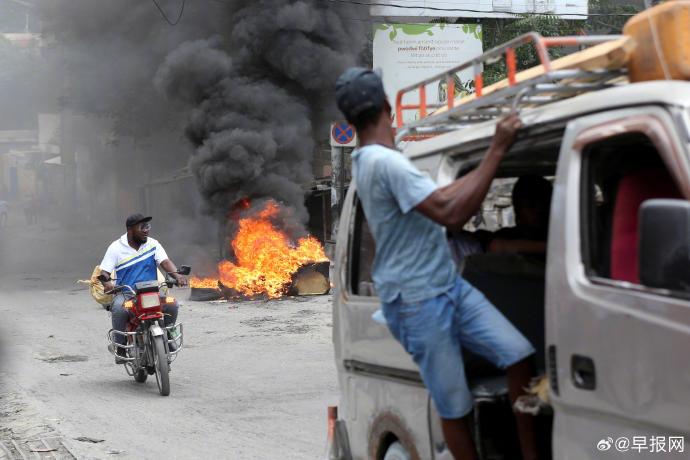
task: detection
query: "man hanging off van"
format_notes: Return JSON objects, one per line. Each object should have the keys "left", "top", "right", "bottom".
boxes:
{"left": 335, "top": 68, "right": 538, "bottom": 460}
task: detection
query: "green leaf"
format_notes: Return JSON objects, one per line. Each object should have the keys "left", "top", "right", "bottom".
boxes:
{"left": 400, "top": 24, "right": 436, "bottom": 36}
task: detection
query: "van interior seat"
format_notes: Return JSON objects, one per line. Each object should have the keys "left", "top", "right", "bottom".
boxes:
{"left": 610, "top": 168, "right": 682, "bottom": 283}
{"left": 460, "top": 253, "right": 547, "bottom": 386}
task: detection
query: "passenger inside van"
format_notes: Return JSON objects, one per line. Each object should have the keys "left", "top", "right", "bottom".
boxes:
{"left": 486, "top": 174, "right": 552, "bottom": 255}
{"left": 448, "top": 174, "right": 552, "bottom": 266}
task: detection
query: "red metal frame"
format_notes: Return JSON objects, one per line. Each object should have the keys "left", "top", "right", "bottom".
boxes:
{"left": 123, "top": 293, "right": 177, "bottom": 357}
{"left": 394, "top": 33, "right": 619, "bottom": 129}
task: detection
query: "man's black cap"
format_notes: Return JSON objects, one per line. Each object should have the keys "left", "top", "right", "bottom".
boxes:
{"left": 126, "top": 213, "right": 152, "bottom": 228}
{"left": 335, "top": 67, "right": 386, "bottom": 122}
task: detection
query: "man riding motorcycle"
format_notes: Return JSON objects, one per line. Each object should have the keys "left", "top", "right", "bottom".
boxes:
{"left": 99, "top": 213, "right": 188, "bottom": 363}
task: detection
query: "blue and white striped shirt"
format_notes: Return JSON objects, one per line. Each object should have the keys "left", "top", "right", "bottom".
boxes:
{"left": 100, "top": 234, "right": 168, "bottom": 288}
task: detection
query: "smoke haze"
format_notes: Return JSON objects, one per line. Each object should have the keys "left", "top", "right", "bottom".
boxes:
{"left": 0, "top": 1, "right": 366, "bottom": 283}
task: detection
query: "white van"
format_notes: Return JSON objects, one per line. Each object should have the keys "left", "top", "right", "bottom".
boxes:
{"left": 331, "top": 32, "right": 690, "bottom": 460}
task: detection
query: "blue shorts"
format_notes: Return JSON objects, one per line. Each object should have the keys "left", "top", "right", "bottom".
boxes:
{"left": 382, "top": 276, "right": 535, "bottom": 419}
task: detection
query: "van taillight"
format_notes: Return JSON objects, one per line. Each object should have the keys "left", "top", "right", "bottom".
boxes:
{"left": 548, "top": 345, "right": 559, "bottom": 396}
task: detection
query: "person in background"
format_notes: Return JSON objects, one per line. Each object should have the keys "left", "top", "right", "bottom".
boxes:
{"left": 449, "top": 174, "right": 553, "bottom": 267}
{"left": 485, "top": 174, "right": 552, "bottom": 255}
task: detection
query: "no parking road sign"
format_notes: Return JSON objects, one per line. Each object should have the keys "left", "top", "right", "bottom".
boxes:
{"left": 330, "top": 122, "right": 357, "bottom": 147}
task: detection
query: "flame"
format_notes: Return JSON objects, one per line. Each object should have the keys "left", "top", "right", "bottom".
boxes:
{"left": 191, "top": 200, "right": 328, "bottom": 298}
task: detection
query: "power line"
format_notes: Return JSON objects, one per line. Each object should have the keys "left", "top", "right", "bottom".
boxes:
{"left": 152, "top": 0, "right": 186, "bottom": 25}
{"left": 201, "top": 0, "right": 637, "bottom": 18}
{"left": 325, "top": 0, "right": 638, "bottom": 17}
{"left": 198, "top": 0, "right": 638, "bottom": 20}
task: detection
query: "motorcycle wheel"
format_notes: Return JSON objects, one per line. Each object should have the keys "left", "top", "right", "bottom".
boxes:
{"left": 134, "top": 367, "right": 147, "bottom": 383}
{"left": 152, "top": 334, "right": 170, "bottom": 396}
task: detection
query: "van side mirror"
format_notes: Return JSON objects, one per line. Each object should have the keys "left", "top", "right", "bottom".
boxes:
{"left": 178, "top": 265, "right": 191, "bottom": 275}
{"left": 639, "top": 199, "right": 690, "bottom": 292}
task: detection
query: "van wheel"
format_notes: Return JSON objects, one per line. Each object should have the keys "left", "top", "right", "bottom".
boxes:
{"left": 369, "top": 413, "right": 420, "bottom": 460}
{"left": 383, "top": 441, "right": 411, "bottom": 460}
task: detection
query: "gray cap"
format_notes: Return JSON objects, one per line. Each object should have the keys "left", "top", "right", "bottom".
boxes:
{"left": 335, "top": 67, "right": 386, "bottom": 122}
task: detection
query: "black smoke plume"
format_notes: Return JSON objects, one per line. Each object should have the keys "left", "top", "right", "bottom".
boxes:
{"left": 155, "top": 1, "right": 366, "bottom": 222}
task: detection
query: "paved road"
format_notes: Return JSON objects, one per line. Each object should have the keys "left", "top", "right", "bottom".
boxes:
{"left": 0, "top": 218, "right": 338, "bottom": 459}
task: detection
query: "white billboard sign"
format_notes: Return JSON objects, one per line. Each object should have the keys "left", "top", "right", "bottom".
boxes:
{"left": 373, "top": 23, "right": 483, "bottom": 124}
{"left": 370, "top": 0, "right": 587, "bottom": 20}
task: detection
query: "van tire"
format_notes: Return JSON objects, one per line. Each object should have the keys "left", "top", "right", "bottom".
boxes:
{"left": 383, "top": 441, "right": 411, "bottom": 460}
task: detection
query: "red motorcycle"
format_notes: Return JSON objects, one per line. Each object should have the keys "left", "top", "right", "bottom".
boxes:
{"left": 107, "top": 266, "right": 190, "bottom": 396}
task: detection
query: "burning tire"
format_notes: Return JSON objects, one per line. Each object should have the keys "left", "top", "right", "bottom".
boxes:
{"left": 189, "top": 200, "right": 331, "bottom": 300}
{"left": 189, "top": 287, "right": 224, "bottom": 302}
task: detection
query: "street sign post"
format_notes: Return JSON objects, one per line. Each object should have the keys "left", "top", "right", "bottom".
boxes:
{"left": 330, "top": 122, "right": 357, "bottom": 147}
{"left": 329, "top": 122, "right": 356, "bottom": 243}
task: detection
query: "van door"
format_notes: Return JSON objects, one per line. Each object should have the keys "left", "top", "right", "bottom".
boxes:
{"left": 547, "top": 106, "right": 690, "bottom": 458}
{"left": 334, "top": 186, "right": 433, "bottom": 459}
{"left": 334, "top": 187, "right": 418, "bottom": 373}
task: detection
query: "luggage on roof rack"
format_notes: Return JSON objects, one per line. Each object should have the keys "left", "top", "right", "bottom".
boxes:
{"left": 624, "top": 0, "right": 690, "bottom": 82}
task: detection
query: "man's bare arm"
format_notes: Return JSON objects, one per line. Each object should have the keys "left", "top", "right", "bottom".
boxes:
{"left": 415, "top": 114, "right": 521, "bottom": 230}
{"left": 160, "top": 259, "right": 188, "bottom": 287}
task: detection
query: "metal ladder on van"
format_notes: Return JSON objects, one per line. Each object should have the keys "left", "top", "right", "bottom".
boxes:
{"left": 394, "top": 33, "right": 628, "bottom": 143}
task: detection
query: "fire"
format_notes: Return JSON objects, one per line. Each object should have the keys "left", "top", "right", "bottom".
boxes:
{"left": 191, "top": 200, "right": 328, "bottom": 299}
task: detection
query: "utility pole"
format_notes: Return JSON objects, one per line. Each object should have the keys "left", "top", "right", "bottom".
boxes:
{"left": 330, "top": 145, "right": 343, "bottom": 240}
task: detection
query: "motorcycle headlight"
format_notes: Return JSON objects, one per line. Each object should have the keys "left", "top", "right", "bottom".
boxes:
{"left": 140, "top": 293, "right": 161, "bottom": 309}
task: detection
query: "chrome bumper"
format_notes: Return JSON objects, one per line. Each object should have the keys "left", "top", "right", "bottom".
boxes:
{"left": 107, "top": 323, "right": 184, "bottom": 363}
{"left": 166, "top": 323, "right": 184, "bottom": 362}
{"left": 106, "top": 329, "right": 139, "bottom": 362}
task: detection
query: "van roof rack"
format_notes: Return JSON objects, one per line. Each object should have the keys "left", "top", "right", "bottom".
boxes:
{"left": 394, "top": 33, "right": 628, "bottom": 143}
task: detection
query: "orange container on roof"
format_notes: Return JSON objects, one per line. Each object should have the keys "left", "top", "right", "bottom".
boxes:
{"left": 624, "top": 0, "right": 690, "bottom": 82}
